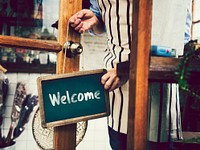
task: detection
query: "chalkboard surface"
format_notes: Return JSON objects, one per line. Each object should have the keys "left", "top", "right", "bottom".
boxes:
{"left": 37, "top": 69, "right": 110, "bottom": 128}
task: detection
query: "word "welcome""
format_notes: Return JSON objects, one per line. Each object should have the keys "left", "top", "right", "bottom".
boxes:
{"left": 49, "top": 90, "right": 101, "bottom": 106}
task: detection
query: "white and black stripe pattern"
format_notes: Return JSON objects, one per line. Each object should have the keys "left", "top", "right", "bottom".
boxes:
{"left": 94, "top": 0, "right": 185, "bottom": 143}
{"left": 148, "top": 83, "right": 183, "bottom": 142}
{"left": 97, "top": 0, "right": 132, "bottom": 134}
{"left": 168, "top": 84, "right": 172, "bottom": 142}
{"left": 95, "top": 0, "right": 183, "bottom": 142}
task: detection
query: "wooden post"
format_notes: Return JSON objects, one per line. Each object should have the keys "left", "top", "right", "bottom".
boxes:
{"left": 55, "top": 0, "right": 82, "bottom": 149}
{"left": 127, "top": 0, "right": 153, "bottom": 150}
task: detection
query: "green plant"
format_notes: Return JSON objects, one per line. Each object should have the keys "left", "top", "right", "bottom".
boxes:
{"left": 176, "top": 40, "right": 200, "bottom": 100}
{"left": 183, "top": 136, "right": 200, "bottom": 143}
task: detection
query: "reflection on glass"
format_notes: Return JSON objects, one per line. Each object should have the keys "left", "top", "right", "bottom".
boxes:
{"left": 0, "top": 46, "right": 57, "bottom": 65}
{"left": 0, "top": 0, "right": 58, "bottom": 73}
{"left": 0, "top": 0, "right": 59, "bottom": 40}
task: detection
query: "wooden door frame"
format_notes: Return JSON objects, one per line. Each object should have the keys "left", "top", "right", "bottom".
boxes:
{"left": 0, "top": 0, "right": 82, "bottom": 149}
{"left": 127, "top": 0, "right": 153, "bottom": 149}
{"left": 54, "top": 0, "right": 82, "bottom": 149}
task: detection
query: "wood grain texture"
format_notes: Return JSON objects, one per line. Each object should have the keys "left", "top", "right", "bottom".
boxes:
{"left": 0, "top": 35, "right": 61, "bottom": 52}
{"left": 56, "top": 0, "right": 82, "bottom": 74}
{"left": 127, "top": 0, "right": 153, "bottom": 149}
{"left": 149, "top": 57, "right": 179, "bottom": 82}
{"left": 54, "top": 0, "right": 82, "bottom": 150}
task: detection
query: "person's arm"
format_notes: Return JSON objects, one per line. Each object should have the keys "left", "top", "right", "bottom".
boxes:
{"left": 89, "top": 0, "right": 106, "bottom": 35}
{"left": 90, "top": 0, "right": 129, "bottom": 91}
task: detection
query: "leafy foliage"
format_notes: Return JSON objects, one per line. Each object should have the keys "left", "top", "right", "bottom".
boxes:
{"left": 177, "top": 40, "right": 200, "bottom": 100}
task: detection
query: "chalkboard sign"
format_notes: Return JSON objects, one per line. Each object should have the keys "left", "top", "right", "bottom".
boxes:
{"left": 37, "top": 69, "right": 110, "bottom": 128}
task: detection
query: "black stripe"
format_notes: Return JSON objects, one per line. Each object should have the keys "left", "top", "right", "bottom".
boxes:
{"left": 126, "top": 0, "right": 132, "bottom": 50}
{"left": 110, "top": 0, "right": 120, "bottom": 66}
{"left": 107, "top": 0, "right": 114, "bottom": 43}
{"left": 118, "top": 0, "right": 130, "bottom": 62}
{"left": 119, "top": 47, "right": 124, "bottom": 63}
{"left": 102, "top": 0, "right": 114, "bottom": 68}
{"left": 148, "top": 83, "right": 152, "bottom": 134}
{"left": 103, "top": 49, "right": 110, "bottom": 62}
{"left": 118, "top": 87, "right": 124, "bottom": 132}
{"left": 111, "top": 45, "right": 116, "bottom": 68}
{"left": 168, "top": 84, "right": 172, "bottom": 142}
{"left": 105, "top": 49, "right": 113, "bottom": 68}
{"left": 100, "top": 0, "right": 106, "bottom": 22}
{"left": 175, "top": 85, "right": 180, "bottom": 140}
{"left": 116, "top": 0, "right": 121, "bottom": 46}
{"left": 103, "top": 47, "right": 109, "bottom": 64}
{"left": 157, "top": 83, "right": 164, "bottom": 142}
{"left": 111, "top": 91, "right": 115, "bottom": 128}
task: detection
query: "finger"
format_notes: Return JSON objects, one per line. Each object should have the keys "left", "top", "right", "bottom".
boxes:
{"left": 101, "top": 73, "right": 110, "bottom": 85}
{"left": 74, "top": 22, "right": 84, "bottom": 31}
{"left": 79, "top": 28, "right": 86, "bottom": 33}
{"left": 72, "top": 18, "right": 81, "bottom": 26}
{"left": 103, "top": 76, "right": 116, "bottom": 90}
{"left": 69, "top": 17, "right": 76, "bottom": 25}
{"left": 77, "top": 11, "right": 84, "bottom": 18}
{"left": 82, "top": 23, "right": 92, "bottom": 31}
{"left": 104, "top": 82, "right": 111, "bottom": 90}
{"left": 71, "top": 19, "right": 82, "bottom": 29}
{"left": 109, "top": 77, "right": 120, "bottom": 91}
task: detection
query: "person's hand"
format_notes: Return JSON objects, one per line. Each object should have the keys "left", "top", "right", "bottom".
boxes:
{"left": 69, "top": 9, "right": 99, "bottom": 33}
{"left": 101, "top": 68, "right": 128, "bottom": 91}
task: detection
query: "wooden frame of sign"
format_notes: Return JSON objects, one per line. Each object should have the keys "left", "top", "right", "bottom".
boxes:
{"left": 37, "top": 69, "right": 110, "bottom": 128}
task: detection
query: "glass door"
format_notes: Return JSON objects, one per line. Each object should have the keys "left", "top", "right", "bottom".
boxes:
{"left": 0, "top": 0, "right": 60, "bottom": 73}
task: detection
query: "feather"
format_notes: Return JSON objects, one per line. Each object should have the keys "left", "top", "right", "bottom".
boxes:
{"left": 13, "top": 94, "right": 38, "bottom": 139}
{"left": 5, "top": 82, "right": 26, "bottom": 146}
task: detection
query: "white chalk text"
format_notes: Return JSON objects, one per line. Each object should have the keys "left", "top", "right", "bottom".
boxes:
{"left": 48, "top": 90, "right": 101, "bottom": 106}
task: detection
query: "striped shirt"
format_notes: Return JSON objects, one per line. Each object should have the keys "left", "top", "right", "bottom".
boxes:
{"left": 91, "top": 0, "right": 132, "bottom": 134}
{"left": 90, "top": 0, "right": 189, "bottom": 142}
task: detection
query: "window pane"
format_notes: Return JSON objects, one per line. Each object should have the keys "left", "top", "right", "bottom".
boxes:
{"left": 0, "top": 46, "right": 56, "bottom": 64}
{"left": 193, "top": 0, "right": 200, "bottom": 22}
{"left": 0, "top": 46, "right": 56, "bottom": 73}
{"left": 192, "top": 23, "right": 200, "bottom": 40}
{"left": 0, "top": 0, "right": 59, "bottom": 41}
